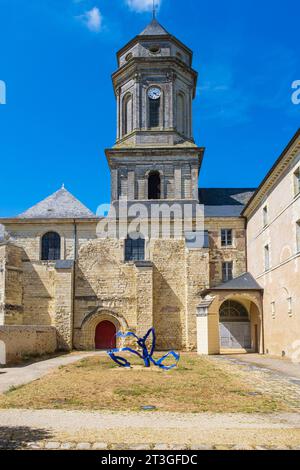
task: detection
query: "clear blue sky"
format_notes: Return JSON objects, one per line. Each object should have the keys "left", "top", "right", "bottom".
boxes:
{"left": 0, "top": 0, "right": 299, "bottom": 216}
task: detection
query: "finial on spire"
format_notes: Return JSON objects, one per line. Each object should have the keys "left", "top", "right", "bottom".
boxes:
{"left": 62, "top": 183, "right": 65, "bottom": 189}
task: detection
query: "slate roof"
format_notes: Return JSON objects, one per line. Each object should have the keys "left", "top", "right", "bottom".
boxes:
{"left": 210, "top": 272, "right": 263, "bottom": 291}
{"left": 199, "top": 188, "right": 256, "bottom": 217}
{"left": 139, "top": 18, "right": 170, "bottom": 36}
{"left": 17, "top": 187, "right": 96, "bottom": 219}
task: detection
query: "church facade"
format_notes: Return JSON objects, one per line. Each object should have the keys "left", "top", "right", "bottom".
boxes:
{"left": 0, "top": 19, "right": 299, "bottom": 364}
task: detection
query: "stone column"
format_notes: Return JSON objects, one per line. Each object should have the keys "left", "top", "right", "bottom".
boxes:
{"left": 127, "top": 171, "right": 135, "bottom": 200}
{"left": 191, "top": 168, "right": 199, "bottom": 200}
{"left": 196, "top": 298, "right": 214, "bottom": 355}
{"left": 135, "top": 261, "right": 153, "bottom": 337}
{"left": 174, "top": 167, "right": 182, "bottom": 199}
{"left": 111, "top": 169, "right": 118, "bottom": 202}
{"left": 54, "top": 261, "right": 74, "bottom": 350}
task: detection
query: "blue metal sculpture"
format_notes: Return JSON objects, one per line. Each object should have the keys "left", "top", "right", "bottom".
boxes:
{"left": 107, "top": 328, "right": 180, "bottom": 371}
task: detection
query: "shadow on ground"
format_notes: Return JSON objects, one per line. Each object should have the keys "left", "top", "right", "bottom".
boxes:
{"left": 0, "top": 426, "right": 53, "bottom": 450}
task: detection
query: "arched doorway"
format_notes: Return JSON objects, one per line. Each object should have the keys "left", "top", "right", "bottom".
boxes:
{"left": 95, "top": 321, "right": 116, "bottom": 350}
{"left": 219, "top": 300, "right": 251, "bottom": 350}
{"left": 148, "top": 171, "right": 161, "bottom": 200}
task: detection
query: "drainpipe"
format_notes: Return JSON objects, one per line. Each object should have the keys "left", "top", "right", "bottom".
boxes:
{"left": 71, "top": 219, "right": 78, "bottom": 350}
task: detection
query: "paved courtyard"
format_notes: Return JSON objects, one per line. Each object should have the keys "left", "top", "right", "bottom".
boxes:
{"left": 0, "top": 353, "right": 300, "bottom": 450}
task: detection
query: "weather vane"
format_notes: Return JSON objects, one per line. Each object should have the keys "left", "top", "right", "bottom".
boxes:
{"left": 153, "top": 0, "right": 157, "bottom": 19}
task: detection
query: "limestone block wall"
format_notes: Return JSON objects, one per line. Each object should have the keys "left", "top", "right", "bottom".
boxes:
{"left": 185, "top": 248, "right": 210, "bottom": 350}
{"left": 0, "top": 325, "right": 57, "bottom": 364}
{"left": 151, "top": 239, "right": 187, "bottom": 350}
{"left": 4, "top": 222, "right": 97, "bottom": 262}
{"left": 0, "top": 244, "right": 23, "bottom": 325}
{"left": 74, "top": 238, "right": 138, "bottom": 349}
{"left": 205, "top": 218, "right": 247, "bottom": 286}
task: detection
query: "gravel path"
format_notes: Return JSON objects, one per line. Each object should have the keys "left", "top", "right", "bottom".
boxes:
{"left": 1, "top": 410, "right": 300, "bottom": 449}
{"left": 0, "top": 352, "right": 105, "bottom": 394}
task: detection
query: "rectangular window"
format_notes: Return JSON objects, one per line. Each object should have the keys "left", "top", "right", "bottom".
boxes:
{"left": 149, "top": 98, "right": 160, "bottom": 128}
{"left": 222, "top": 262, "right": 233, "bottom": 282}
{"left": 263, "top": 206, "right": 268, "bottom": 227}
{"left": 297, "top": 221, "right": 300, "bottom": 253}
{"left": 288, "top": 297, "right": 292, "bottom": 317}
{"left": 221, "top": 229, "right": 233, "bottom": 247}
{"left": 294, "top": 168, "right": 300, "bottom": 196}
{"left": 125, "top": 238, "right": 145, "bottom": 262}
{"left": 271, "top": 301, "right": 276, "bottom": 319}
{"left": 264, "top": 244, "right": 270, "bottom": 271}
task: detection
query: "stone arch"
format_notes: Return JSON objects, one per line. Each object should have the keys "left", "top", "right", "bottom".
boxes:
{"left": 145, "top": 169, "right": 164, "bottom": 200}
{"left": 78, "top": 309, "right": 129, "bottom": 350}
{"left": 122, "top": 93, "right": 133, "bottom": 136}
{"left": 217, "top": 293, "right": 262, "bottom": 353}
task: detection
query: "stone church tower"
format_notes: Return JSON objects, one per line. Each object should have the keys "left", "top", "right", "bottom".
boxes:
{"left": 106, "top": 18, "right": 204, "bottom": 203}
{"left": 1, "top": 17, "right": 260, "bottom": 364}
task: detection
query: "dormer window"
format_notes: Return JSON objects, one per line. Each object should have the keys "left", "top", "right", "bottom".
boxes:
{"left": 149, "top": 45, "right": 161, "bottom": 54}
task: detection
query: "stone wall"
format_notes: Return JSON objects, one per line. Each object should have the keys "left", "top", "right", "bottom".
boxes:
{"left": 205, "top": 218, "right": 247, "bottom": 287}
{"left": 0, "top": 325, "right": 57, "bottom": 365}
{"left": 0, "top": 243, "right": 23, "bottom": 325}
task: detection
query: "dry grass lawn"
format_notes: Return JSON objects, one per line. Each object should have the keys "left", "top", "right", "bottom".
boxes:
{"left": 0, "top": 354, "right": 288, "bottom": 413}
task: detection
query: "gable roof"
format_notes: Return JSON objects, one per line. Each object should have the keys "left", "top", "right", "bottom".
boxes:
{"left": 199, "top": 188, "right": 256, "bottom": 217}
{"left": 242, "top": 128, "right": 300, "bottom": 217}
{"left": 139, "top": 18, "right": 170, "bottom": 36}
{"left": 210, "top": 272, "right": 263, "bottom": 291}
{"left": 17, "top": 187, "right": 96, "bottom": 219}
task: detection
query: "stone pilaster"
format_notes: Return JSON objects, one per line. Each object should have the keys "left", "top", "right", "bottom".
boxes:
{"left": 135, "top": 261, "right": 153, "bottom": 337}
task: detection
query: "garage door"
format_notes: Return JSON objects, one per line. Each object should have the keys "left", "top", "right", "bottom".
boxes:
{"left": 220, "top": 322, "right": 251, "bottom": 349}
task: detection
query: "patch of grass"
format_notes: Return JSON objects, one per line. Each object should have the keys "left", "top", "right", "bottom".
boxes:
{"left": 0, "top": 354, "right": 289, "bottom": 413}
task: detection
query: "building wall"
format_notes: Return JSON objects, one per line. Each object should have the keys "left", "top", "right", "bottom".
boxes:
{"left": 205, "top": 217, "right": 247, "bottom": 286}
{"left": 247, "top": 150, "right": 300, "bottom": 358}
{"left": 0, "top": 325, "right": 57, "bottom": 364}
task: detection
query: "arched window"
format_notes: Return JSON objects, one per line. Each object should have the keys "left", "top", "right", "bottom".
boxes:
{"left": 41, "top": 232, "right": 61, "bottom": 261}
{"left": 148, "top": 171, "right": 161, "bottom": 200}
{"left": 219, "top": 300, "right": 249, "bottom": 322}
{"left": 123, "top": 93, "right": 133, "bottom": 136}
{"left": 125, "top": 235, "right": 145, "bottom": 262}
{"left": 149, "top": 97, "right": 160, "bottom": 128}
{"left": 177, "top": 93, "right": 185, "bottom": 135}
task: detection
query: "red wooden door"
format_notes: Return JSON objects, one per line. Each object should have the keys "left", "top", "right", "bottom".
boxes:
{"left": 95, "top": 321, "right": 116, "bottom": 350}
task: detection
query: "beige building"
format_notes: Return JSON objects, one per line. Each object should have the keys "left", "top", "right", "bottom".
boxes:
{"left": 243, "top": 130, "right": 300, "bottom": 359}
{"left": 0, "top": 18, "right": 299, "bottom": 364}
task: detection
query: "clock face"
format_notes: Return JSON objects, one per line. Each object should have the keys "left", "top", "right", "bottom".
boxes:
{"left": 148, "top": 87, "right": 161, "bottom": 100}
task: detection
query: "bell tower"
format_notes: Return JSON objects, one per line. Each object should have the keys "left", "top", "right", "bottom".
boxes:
{"left": 105, "top": 18, "right": 204, "bottom": 203}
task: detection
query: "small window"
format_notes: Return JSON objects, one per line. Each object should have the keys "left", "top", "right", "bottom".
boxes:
{"left": 222, "top": 262, "right": 233, "bottom": 282}
{"left": 149, "top": 97, "right": 160, "bottom": 128}
{"left": 125, "top": 52, "right": 133, "bottom": 62}
{"left": 288, "top": 297, "right": 292, "bottom": 317}
{"left": 125, "top": 236, "right": 145, "bottom": 262}
{"left": 221, "top": 229, "right": 233, "bottom": 247}
{"left": 264, "top": 244, "right": 270, "bottom": 271}
{"left": 297, "top": 220, "right": 300, "bottom": 253}
{"left": 149, "top": 45, "right": 161, "bottom": 54}
{"left": 271, "top": 301, "right": 276, "bottom": 319}
{"left": 148, "top": 171, "right": 161, "bottom": 200}
{"left": 263, "top": 206, "right": 268, "bottom": 227}
{"left": 41, "top": 232, "right": 61, "bottom": 261}
{"left": 294, "top": 168, "right": 300, "bottom": 196}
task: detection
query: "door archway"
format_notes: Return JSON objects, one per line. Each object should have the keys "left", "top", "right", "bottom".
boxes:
{"left": 95, "top": 321, "right": 116, "bottom": 350}
{"left": 219, "top": 300, "right": 251, "bottom": 350}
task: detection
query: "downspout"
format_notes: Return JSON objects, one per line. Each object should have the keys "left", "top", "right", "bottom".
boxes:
{"left": 71, "top": 219, "right": 78, "bottom": 350}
